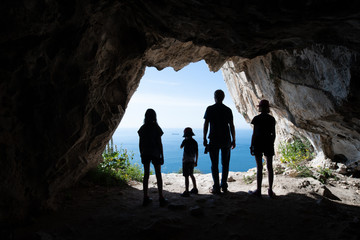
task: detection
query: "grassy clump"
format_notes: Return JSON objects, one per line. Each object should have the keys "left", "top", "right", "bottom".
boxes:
{"left": 317, "top": 167, "right": 338, "bottom": 184}
{"left": 279, "top": 137, "right": 314, "bottom": 168}
{"left": 243, "top": 173, "right": 256, "bottom": 184}
{"left": 86, "top": 138, "right": 143, "bottom": 186}
{"left": 278, "top": 136, "right": 314, "bottom": 179}
{"left": 278, "top": 136, "right": 338, "bottom": 183}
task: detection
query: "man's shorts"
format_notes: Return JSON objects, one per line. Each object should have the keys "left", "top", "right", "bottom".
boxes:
{"left": 141, "top": 155, "right": 163, "bottom": 166}
{"left": 182, "top": 162, "right": 195, "bottom": 177}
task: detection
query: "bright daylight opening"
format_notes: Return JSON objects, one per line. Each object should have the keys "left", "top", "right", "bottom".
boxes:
{"left": 113, "top": 60, "right": 255, "bottom": 173}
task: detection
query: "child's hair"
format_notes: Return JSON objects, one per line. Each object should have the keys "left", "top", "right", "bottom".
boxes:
{"left": 144, "top": 108, "right": 157, "bottom": 124}
{"left": 258, "top": 99, "right": 270, "bottom": 113}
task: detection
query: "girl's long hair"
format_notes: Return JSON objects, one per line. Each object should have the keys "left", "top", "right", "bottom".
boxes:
{"left": 144, "top": 108, "right": 157, "bottom": 125}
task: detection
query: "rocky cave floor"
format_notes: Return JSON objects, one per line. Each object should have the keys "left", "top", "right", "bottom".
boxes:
{"left": 7, "top": 171, "right": 360, "bottom": 240}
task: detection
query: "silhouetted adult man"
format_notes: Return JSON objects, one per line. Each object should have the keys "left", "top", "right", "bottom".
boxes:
{"left": 203, "top": 89, "right": 236, "bottom": 194}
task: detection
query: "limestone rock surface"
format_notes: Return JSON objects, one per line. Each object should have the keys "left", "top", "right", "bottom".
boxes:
{"left": 222, "top": 45, "right": 360, "bottom": 168}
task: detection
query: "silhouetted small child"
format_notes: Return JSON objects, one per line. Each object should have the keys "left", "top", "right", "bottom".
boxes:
{"left": 249, "top": 99, "right": 276, "bottom": 198}
{"left": 180, "top": 127, "right": 199, "bottom": 197}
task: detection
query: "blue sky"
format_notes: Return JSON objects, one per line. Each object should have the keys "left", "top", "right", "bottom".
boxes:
{"left": 117, "top": 60, "right": 251, "bottom": 130}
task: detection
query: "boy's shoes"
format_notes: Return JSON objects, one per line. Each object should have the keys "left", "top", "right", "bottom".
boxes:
{"left": 159, "top": 197, "right": 169, "bottom": 207}
{"left": 190, "top": 188, "right": 198, "bottom": 194}
{"left": 181, "top": 191, "right": 190, "bottom": 197}
{"left": 248, "top": 189, "right": 262, "bottom": 198}
{"left": 142, "top": 196, "right": 153, "bottom": 206}
{"left": 221, "top": 187, "right": 228, "bottom": 193}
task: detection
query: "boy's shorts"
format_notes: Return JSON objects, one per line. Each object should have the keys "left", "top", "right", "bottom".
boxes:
{"left": 141, "top": 155, "right": 163, "bottom": 166}
{"left": 254, "top": 145, "right": 275, "bottom": 158}
{"left": 182, "top": 162, "right": 195, "bottom": 177}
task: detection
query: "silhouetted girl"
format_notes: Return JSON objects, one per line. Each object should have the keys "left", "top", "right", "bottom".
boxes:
{"left": 249, "top": 100, "right": 276, "bottom": 198}
{"left": 138, "top": 109, "right": 168, "bottom": 206}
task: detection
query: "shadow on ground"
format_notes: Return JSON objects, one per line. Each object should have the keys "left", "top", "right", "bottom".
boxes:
{"left": 6, "top": 181, "right": 360, "bottom": 240}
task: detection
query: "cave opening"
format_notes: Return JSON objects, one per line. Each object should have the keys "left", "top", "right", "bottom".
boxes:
{"left": 110, "top": 60, "right": 255, "bottom": 175}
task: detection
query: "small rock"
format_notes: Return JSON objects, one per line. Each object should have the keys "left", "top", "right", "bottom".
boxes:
{"left": 322, "top": 186, "right": 341, "bottom": 201}
{"left": 336, "top": 163, "right": 347, "bottom": 174}
{"left": 228, "top": 176, "right": 236, "bottom": 182}
{"left": 299, "top": 180, "right": 311, "bottom": 189}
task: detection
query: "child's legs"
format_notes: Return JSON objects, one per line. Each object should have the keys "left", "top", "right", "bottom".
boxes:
{"left": 255, "top": 155, "right": 263, "bottom": 191}
{"left": 190, "top": 174, "right": 197, "bottom": 189}
{"left": 184, "top": 176, "right": 189, "bottom": 191}
{"left": 265, "top": 155, "right": 274, "bottom": 190}
{"left": 143, "top": 161, "right": 150, "bottom": 198}
{"left": 153, "top": 163, "right": 163, "bottom": 198}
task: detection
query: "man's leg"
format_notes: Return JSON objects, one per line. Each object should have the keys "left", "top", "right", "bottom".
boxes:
{"left": 220, "top": 146, "right": 231, "bottom": 192}
{"left": 209, "top": 145, "right": 220, "bottom": 192}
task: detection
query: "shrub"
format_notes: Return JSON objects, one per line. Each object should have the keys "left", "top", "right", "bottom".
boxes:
{"left": 278, "top": 136, "right": 316, "bottom": 178}
{"left": 86, "top": 138, "right": 143, "bottom": 186}
{"left": 279, "top": 137, "right": 314, "bottom": 167}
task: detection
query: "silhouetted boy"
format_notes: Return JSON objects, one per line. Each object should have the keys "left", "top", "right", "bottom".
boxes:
{"left": 249, "top": 99, "right": 276, "bottom": 198}
{"left": 180, "top": 127, "right": 199, "bottom": 197}
{"left": 138, "top": 109, "right": 168, "bottom": 206}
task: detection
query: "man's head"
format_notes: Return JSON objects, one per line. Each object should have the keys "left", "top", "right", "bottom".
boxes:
{"left": 214, "top": 89, "right": 225, "bottom": 103}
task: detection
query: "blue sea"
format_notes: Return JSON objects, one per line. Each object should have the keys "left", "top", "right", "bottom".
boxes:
{"left": 112, "top": 128, "right": 255, "bottom": 174}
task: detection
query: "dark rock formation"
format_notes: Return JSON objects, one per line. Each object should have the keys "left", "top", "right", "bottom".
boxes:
{"left": 1, "top": 0, "right": 359, "bottom": 222}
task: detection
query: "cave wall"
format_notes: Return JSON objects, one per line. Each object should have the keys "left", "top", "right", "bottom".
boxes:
{"left": 1, "top": 0, "right": 360, "bottom": 222}
{"left": 222, "top": 45, "right": 360, "bottom": 169}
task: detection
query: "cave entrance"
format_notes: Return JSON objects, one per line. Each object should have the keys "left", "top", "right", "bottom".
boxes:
{"left": 112, "top": 60, "right": 255, "bottom": 174}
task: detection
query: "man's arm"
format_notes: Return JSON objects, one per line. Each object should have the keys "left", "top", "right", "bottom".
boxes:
{"left": 229, "top": 120, "right": 236, "bottom": 149}
{"left": 203, "top": 119, "right": 209, "bottom": 147}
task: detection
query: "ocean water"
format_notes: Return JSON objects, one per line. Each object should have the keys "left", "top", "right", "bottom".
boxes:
{"left": 112, "top": 128, "right": 255, "bottom": 174}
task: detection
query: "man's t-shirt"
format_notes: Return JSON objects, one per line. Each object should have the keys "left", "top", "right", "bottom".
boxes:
{"left": 204, "top": 103, "right": 233, "bottom": 146}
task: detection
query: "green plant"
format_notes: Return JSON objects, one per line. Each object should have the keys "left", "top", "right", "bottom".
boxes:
{"left": 87, "top": 138, "right": 144, "bottom": 186}
{"left": 317, "top": 167, "right": 338, "bottom": 184}
{"left": 279, "top": 137, "right": 314, "bottom": 167}
{"left": 278, "top": 136, "right": 316, "bottom": 179}
{"left": 243, "top": 173, "right": 256, "bottom": 184}
{"left": 295, "top": 165, "right": 314, "bottom": 178}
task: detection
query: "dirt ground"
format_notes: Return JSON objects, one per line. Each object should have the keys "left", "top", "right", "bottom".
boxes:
{"left": 8, "top": 171, "right": 360, "bottom": 240}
